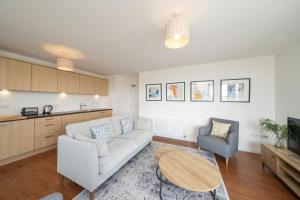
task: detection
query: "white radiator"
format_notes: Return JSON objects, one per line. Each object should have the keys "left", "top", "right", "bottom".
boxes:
{"left": 152, "top": 118, "right": 183, "bottom": 139}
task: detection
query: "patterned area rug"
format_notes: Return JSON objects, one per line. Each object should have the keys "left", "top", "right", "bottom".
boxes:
{"left": 74, "top": 142, "right": 230, "bottom": 200}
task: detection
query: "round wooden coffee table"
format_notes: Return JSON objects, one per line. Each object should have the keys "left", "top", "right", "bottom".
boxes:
{"left": 156, "top": 148, "right": 222, "bottom": 200}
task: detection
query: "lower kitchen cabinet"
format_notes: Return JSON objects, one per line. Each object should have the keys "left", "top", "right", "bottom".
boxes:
{"left": 0, "top": 109, "right": 112, "bottom": 165}
{"left": 61, "top": 113, "right": 84, "bottom": 134}
{"left": 0, "top": 119, "right": 34, "bottom": 160}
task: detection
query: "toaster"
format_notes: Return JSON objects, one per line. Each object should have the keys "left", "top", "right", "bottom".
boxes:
{"left": 21, "top": 107, "right": 39, "bottom": 116}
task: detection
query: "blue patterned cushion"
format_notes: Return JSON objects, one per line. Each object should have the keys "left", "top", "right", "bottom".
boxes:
{"left": 120, "top": 117, "right": 134, "bottom": 134}
{"left": 90, "top": 123, "right": 113, "bottom": 144}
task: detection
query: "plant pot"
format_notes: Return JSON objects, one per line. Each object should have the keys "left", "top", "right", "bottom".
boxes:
{"left": 274, "top": 137, "right": 285, "bottom": 149}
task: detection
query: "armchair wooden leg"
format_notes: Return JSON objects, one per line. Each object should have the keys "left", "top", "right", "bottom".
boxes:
{"left": 90, "top": 191, "right": 94, "bottom": 200}
{"left": 226, "top": 158, "right": 229, "bottom": 166}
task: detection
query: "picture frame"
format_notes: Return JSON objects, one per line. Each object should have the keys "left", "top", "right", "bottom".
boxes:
{"left": 166, "top": 82, "right": 185, "bottom": 101}
{"left": 146, "top": 83, "right": 162, "bottom": 101}
{"left": 220, "top": 78, "right": 251, "bottom": 102}
{"left": 190, "top": 80, "right": 214, "bottom": 102}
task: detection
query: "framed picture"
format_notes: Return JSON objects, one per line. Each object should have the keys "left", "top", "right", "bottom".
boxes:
{"left": 220, "top": 78, "right": 251, "bottom": 102}
{"left": 146, "top": 83, "right": 162, "bottom": 101}
{"left": 166, "top": 82, "right": 185, "bottom": 101}
{"left": 190, "top": 80, "right": 214, "bottom": 102}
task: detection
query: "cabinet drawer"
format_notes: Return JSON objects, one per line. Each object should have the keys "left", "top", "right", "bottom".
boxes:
{"left": 35, "top": 116, "right": 61, "bottom": 124}
{"left": 35, "top": 134, "right": 58, "bottom": 149}
{"left": 35, "top": 121, "right": 61, "bottom": 136}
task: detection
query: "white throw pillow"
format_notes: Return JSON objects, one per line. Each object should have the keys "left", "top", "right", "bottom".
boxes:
{"left": 120, "top": 117, "right": 134, "bottom": 134}
{"left": 74, "top": 133, "right": 109, "bottom": 157}
{"left": 90, "top": 123, "right": 113, "bottom": 144}
{"left": 210, "top": 121, "right": 231, "bottom": 139}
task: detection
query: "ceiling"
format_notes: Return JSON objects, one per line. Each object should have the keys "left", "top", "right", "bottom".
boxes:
{"left": 0, "top": 0, "right": 299, "bottom": 76}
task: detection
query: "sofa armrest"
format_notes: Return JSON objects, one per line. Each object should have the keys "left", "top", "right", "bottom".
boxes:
{"left": 133, "top": 118, "right": 152, "bottom": 130}
{"left": 199, "top": 125, "right": 211, "bottom": 136}
{"left": 57, "top": 135, "right": 99, "bottom": 192}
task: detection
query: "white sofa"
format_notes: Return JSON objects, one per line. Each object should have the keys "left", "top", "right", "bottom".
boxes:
{"left": 57, "top": 116, "right": 153, "bottom": 199}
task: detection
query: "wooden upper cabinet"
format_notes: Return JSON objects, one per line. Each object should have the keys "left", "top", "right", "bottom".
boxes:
{"left": 0, "top": 57, "right": 31, "bottom": 91}
{"left": 58, "top": 71, "right": 79, "bottom": 93}
{"left": 31, "top": 64, "right": 58, "bottom": 92}
{"left": 79, "top": 75, "right": 96, "bottom": 94}
{"left": 95, "top": 78, "right": 109, "bottom": 96}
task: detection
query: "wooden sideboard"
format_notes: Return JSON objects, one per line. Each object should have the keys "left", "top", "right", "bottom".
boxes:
{"left": 0, "top": 109, "right": 112, "bottom": 166}
{"left": 261, "top": 144, "right": 300, "bottom": 197}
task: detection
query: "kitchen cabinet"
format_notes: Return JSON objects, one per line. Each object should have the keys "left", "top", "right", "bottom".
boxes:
{"left": 61, "top": 113, "right": 84, "bottom": 133}
{"left": 58, "top": 71, "right": 80, "bottom": 93}
{"left": 0, "top": 57, "right": 31, "bottom": 91}
{"left": 0, "top": 119, "right": 34, "bottom": 160}
{"left": 31, "top": 64, "right": 58, "bottom": 92}
{"left": 80, "top": 75, "right": 96, "bottom": 94}
{"left": 83, "top": 110, "right": 112, "bottom": 121}
{"left": 34, "top": 116, "right": 62, "bottom": 149}
{"left": 95, "top": 78, "right": 109, "bottom": 96}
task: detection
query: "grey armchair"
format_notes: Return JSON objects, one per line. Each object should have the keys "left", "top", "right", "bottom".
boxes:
{"left": 197, "top": 118, "right": 239, "bottom": 166}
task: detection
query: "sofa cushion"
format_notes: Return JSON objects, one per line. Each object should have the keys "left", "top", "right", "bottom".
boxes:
{"left": 74, "top": 133, "right": 109, "bottom": 157}
{"left": 210, "top": 120, "right": 231, "bottom": 139}
{"left": 120, "top": 117, "right": 134, "bottom": 134}
{"left": 98, "top": 138, "right": 137, "bottom": 174}
{"left": 115, "top": 130, "right": 153, "bottom": 148}
{"left": 90, "top": 123, "right": 113, "bottom": 144}
{"left": 66, "top": 118, "right": 112, "bottom": 138}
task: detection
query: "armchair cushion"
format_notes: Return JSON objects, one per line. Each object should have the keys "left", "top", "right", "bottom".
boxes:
{"left": 210, "top": 120, "right": 231, "bottom": 139}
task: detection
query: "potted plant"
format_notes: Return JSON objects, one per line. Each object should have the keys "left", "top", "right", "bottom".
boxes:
{"left": 259, "top": 118, "right": 288, "bottom": 149}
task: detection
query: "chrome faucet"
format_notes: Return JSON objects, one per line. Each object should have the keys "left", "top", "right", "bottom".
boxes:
{"left": 80, "top": 103, "right": 87, "bottom": 111}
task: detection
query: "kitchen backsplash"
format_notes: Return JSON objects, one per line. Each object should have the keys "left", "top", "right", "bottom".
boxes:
{"left": 0, "top": 91, "right": 112, "bottom": 115}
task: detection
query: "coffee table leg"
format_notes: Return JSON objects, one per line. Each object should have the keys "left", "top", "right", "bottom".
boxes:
{"left": 159, "top": 172, "right": 163, "bottom": 200}
{"left": 209, "top": 189, "right": 216, "bottom": 200}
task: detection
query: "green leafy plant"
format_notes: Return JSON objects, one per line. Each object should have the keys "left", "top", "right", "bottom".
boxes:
{"left": 259, "top": 118, "right": 288, "bottom": 148}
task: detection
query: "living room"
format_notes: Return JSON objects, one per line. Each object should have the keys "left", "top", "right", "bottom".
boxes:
{"left": 0, "top": 1, "right": 300, "bottom": 200}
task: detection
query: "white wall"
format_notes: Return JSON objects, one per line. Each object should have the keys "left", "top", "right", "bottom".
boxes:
{"left": 109, "top": 75, "right": 138, "bottom": 116}
{"left": 139, "top": 56, "right": 276, "bottom": 153}
{"left": 275, "top": 42, "right": 300, "bottom": 124}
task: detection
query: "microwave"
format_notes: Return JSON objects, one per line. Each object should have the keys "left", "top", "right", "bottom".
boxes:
{"left": 21, "top": 107, "right": 38, "bottom": 116}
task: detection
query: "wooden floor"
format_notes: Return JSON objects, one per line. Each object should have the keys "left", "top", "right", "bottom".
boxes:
{"left": 0, "top": 136, "right": 298, "bottom": 200}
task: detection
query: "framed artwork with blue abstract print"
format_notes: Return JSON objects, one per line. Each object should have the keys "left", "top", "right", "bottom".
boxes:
{"left": 146, "top": 83, "right": 162, "bottom": 101}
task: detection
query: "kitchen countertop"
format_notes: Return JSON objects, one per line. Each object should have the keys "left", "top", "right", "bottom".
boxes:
{"left": 0, "top": 108, "right": 113, "bottom": 123}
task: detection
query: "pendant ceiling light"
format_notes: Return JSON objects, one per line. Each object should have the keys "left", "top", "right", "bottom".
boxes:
{"left": 165, "top": 11, "right": 189, "bottom": 49}
{"left": 57, "top": 57, "right": 74, "bottom": 71}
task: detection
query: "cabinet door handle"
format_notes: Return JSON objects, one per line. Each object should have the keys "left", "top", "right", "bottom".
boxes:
{"left": 45, "top": 135, "right": 55, "bottom": 138}
{"left": 45, "top": 124, "right": 55, "bottom": 126}
{"left": 0, "top": 123, "right": 9, "bottom": 127}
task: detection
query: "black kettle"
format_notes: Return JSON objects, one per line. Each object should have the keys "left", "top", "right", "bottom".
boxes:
{"left": 43, "top": 105, "right": 53, "bottom": 114}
